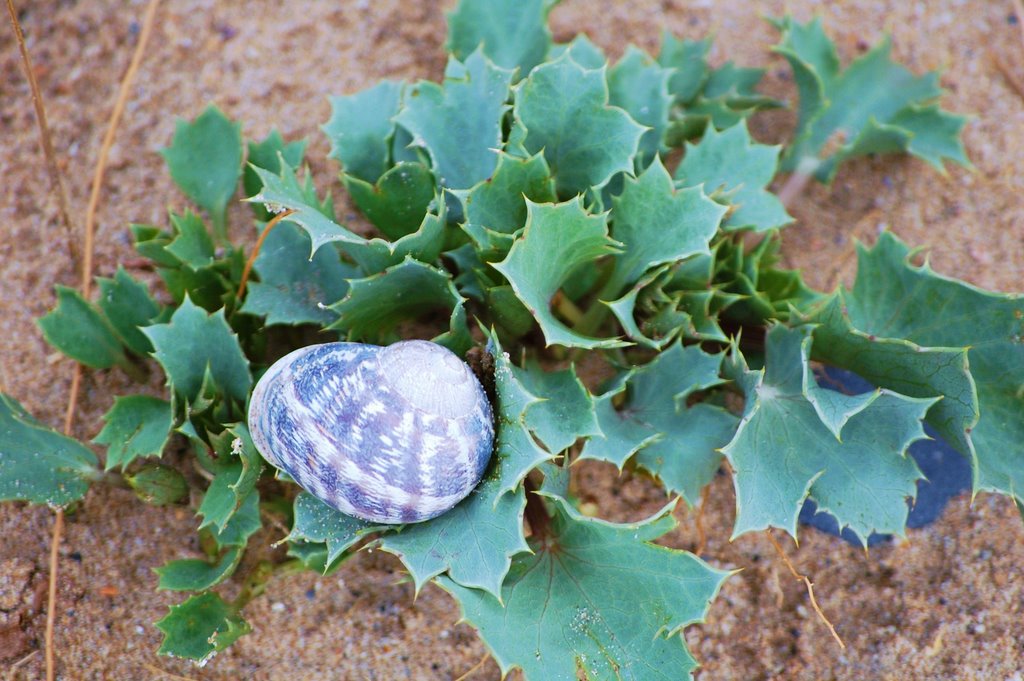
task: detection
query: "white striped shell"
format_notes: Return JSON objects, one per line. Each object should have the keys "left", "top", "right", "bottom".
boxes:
{"left": 247, "top": 340, "right": 494, "bottom": 524}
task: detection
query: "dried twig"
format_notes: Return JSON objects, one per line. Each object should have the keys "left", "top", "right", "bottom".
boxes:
{"left": 765, "top": 529, "right": 846, "bottom": 649}
{"left": 993, "top": 52, "right": 1024, "bottom": 101}
{"left": 453, "top": 652, "right": 492, "bottom": 681}
{"left": 236, "top": 209, "right": 296, "bottom": 299}
{"left": 81, "top": 0, "right": 161, "bottom": 298}
{"left": 7, "top": 1, "right": 163, "bottom": 678}
{"left": 5, "top": 650, "right": 39, "bottom": 680}
{"left": 5, "top": 0, "right": 77, "bottom": 263}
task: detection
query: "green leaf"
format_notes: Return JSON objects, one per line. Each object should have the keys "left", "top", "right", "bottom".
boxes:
{"left": 493, "top": 198, "right": 625, "bottom": 349}
{"left": 323, "top": 80, "right": 404, "bottom": 183}
{"left": 512, "top": 360, "right": 600, "bottom": 454}
{"left": 240, "top": 222, "right": 355, "bottom": 327}
{"left": 206, "top": 485, "right": 261, "bottom": 550}
{"left": 93, "top": 395, "right": 173, "bottom": 470}
{"left": 446, "top": 0, "right": 556, "bottom": 76}
{"left": 606, "top": 156, "right": 723, "bottom": 295}
{"left": 38, "top": 286, "right": 129, "bottom": 370}
{"left": 221, "top": 423, "right": 263, "bottom": 512}
{"left": 143, "top": 296, "right": 252, "bottom": 403}
{"left": 549, "top": 34, "right": 606, "bottom": 69}
{"left": 514, "top": 54, "right": 646, "bottom": 196}
{"left": 810, "top": 232, "right": 1024, "bottom": 502}
{"left": 155, "top": 546, "right": 244, "bottom": 592}
{"left": 722, "top": 325, "right": 936, "bottom": 542}
{"left": 244, "top": 129, "right": 307, "bottom": 221}
{"left": 438, "top": 495, "right": 729, "bottom": 680}
{"left": 454, "top": 150, "right": 556, "bottom": 252}
{"left": 197, "top": 461, "right": 245, "bottom": 533}
{"left": 489, "top": 333, "right": 555, "bottom": 497}
{"left": 379, "top": 471, "right": 528, "bottom": 599}
{"left": 95, "top": 267, "right": 160, "bottom": 355}
{"left": 340, "top": 199, "right": 449, "bottom": 276}
{"left": 607, "top": 46, "right": 672, "bottom": 164}
{"left": 288, "top": 492, "right": 394, "bottom": 567}
{"left": 327, "top": 257, "right": 471, "bottom": 355}
{"left": 658, "top": 33, "right": 710, "bottom": 104}
{"left": 773, "top": 16, "right": 969, "bottom": 182}
{"left": 125, "top": 463, "right": 189, "bottom": 506}
{"left": 0, "top": 393, "right": 98, "bottom": 506}
{"left": 395, "top": 50, "right": 513, "bottom": 193}
{"left": 160, "top": 104, "right": 243, "bottom": 240}
{"left": 343, "top": 162, "right": 436, "bottom": 240}
{"left": 674, "top": 121, "right": 792, "bottom": 233}
{"left": 247, "top": 160, "right": 367, "bottom": 257}
{"left": 165, "top": 210, "right": 216, "bottom": 269}
{"left": 156, "top": 592, "right": 250, "bottom": 662}
{"left": 580, "top": 343, "right": 735, "bottom": 505}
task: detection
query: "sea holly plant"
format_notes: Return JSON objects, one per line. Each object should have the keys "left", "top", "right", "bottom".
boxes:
{"left": 2, "top": 1, "right": 1005, "bottom": 678}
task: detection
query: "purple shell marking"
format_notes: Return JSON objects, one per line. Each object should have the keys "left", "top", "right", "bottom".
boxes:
{"left": 247, "top": 340, "right": 494, "bottom": 524}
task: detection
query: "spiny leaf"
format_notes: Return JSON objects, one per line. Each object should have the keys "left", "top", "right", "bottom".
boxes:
{"left": 95, "top": 267, "right": 161, "bottom": 356}
{"left": 493, "top": 198, "right": 625, "bottom": 349}
{"left": 340, "top": 199, "right": 449, "bottom": 276}
{"left": 579, "top": 342, "right": 735, "bottom": 505}
{"left": 674, "top": 121, "right": 792, "bottom": 233}
{"left": 165, "top": 210, "right": 216, "bottom": 270}
{"left": 489, "top": 334, "right": 555, "bottom": 497}
{"left": 156, "top": 592, "right": 250, "bottom": 662}
{"left": 454, "top": 150, "right": 557, "bottom": 259}
{"left": 379, "top": 471, "right": 529, "bottom": 599}
{"left": 343, "top": 162, "right": 436, "bottom": 240}
{"left": 446, "top": 0, "right": 557, "bottom": 77}
{"left": 811, "top": 232, "right": 1024, "bottom": 502}
{"left": 658, "top": 33, "right": 710, "bottom": 104}
{"left": 395, "top": 50, "right": 513, "bottom": 192}
{"left": 722, "top": 325, "right": 936, "bottom": 542}
{"left": 512, "top": 359, "right": 601, "bottom": 454}
{"left": 438, "top": 495, "right": 730, "bottom": 681}
{"left": 549, "top": 34, "right": 606, "bottom": 69}
{"left": 155, "top": 546, "right": 244, "bottom": 592}
{"left": 607, "top": 46, "right": 673, "bottom": 164}
{"left": 514, "top": 54, "right": 646, "bottom": 196}
{"left": 200, "top": 479, "right": 261, "bottom": 549}
{"left": 288, "top": 492, "right": 394, "bottom": 568}
{"left": 0, "top": 393, "right": 99, "bottom": 506}
{"left": 38, "top": 286, "right": 130, "bottom": 370}
{"left": 240, "top": 222, "right": 355, "bottom": 327}
{"left": 125, "top": 463, "right": 188, "bottom": 506}
{"left": 247, "top": 160, "right": 366, "bottom": 257}
{"left": 221, "top": 423, "right": 263, "bottom": 513}
{"left": 93, "top": 395, "right": 173, "bottom": 471}
{"left": 773, "top": 16, "right": 969, "bottom": 182}
{"left": 606, "top": 155, "right": 724, "bottom": 295}
{"left": 160, "top": 104, "right": 243, "bottom": 239}
{"left": 244, "top": 129, "right": 307, "bottom": 221}
{"left": 142, "top": 296, "right": 252, "bottom": 404}
{"left": 324, "top": 80, "right": 404, "bottom": 183}
{"left": 327, "top": 257, "right": 471, "bottom": 355}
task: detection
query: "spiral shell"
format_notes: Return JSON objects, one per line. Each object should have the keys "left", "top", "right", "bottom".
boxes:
{"left": 247, "top": 340, "right": 494, "bottom": 524}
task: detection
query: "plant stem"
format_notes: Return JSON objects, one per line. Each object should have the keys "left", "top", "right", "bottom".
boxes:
{"left": 552, "top": 291, "right": 585, "bottom": 327}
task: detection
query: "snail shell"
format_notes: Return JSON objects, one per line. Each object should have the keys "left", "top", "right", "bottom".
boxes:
{"left": 248, "top": 340, "right": 494, "bottom": 524}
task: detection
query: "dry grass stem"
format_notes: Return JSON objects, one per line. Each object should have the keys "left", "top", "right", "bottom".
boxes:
{"left": 765, "top": 529, "right": 846, "bottom": 649}
{"left": 237, "top": 209, "right": 297, "bottom": 299}
{"left": 5, "top": 0, "right": 78, "bottom": 264}
{"left": 453, "top": 652, "right": 492, "bottom": 681}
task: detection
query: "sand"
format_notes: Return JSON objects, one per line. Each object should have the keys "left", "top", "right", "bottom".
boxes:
{"left": 1, "top": 0, "right": 1023, "bottom": 679}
